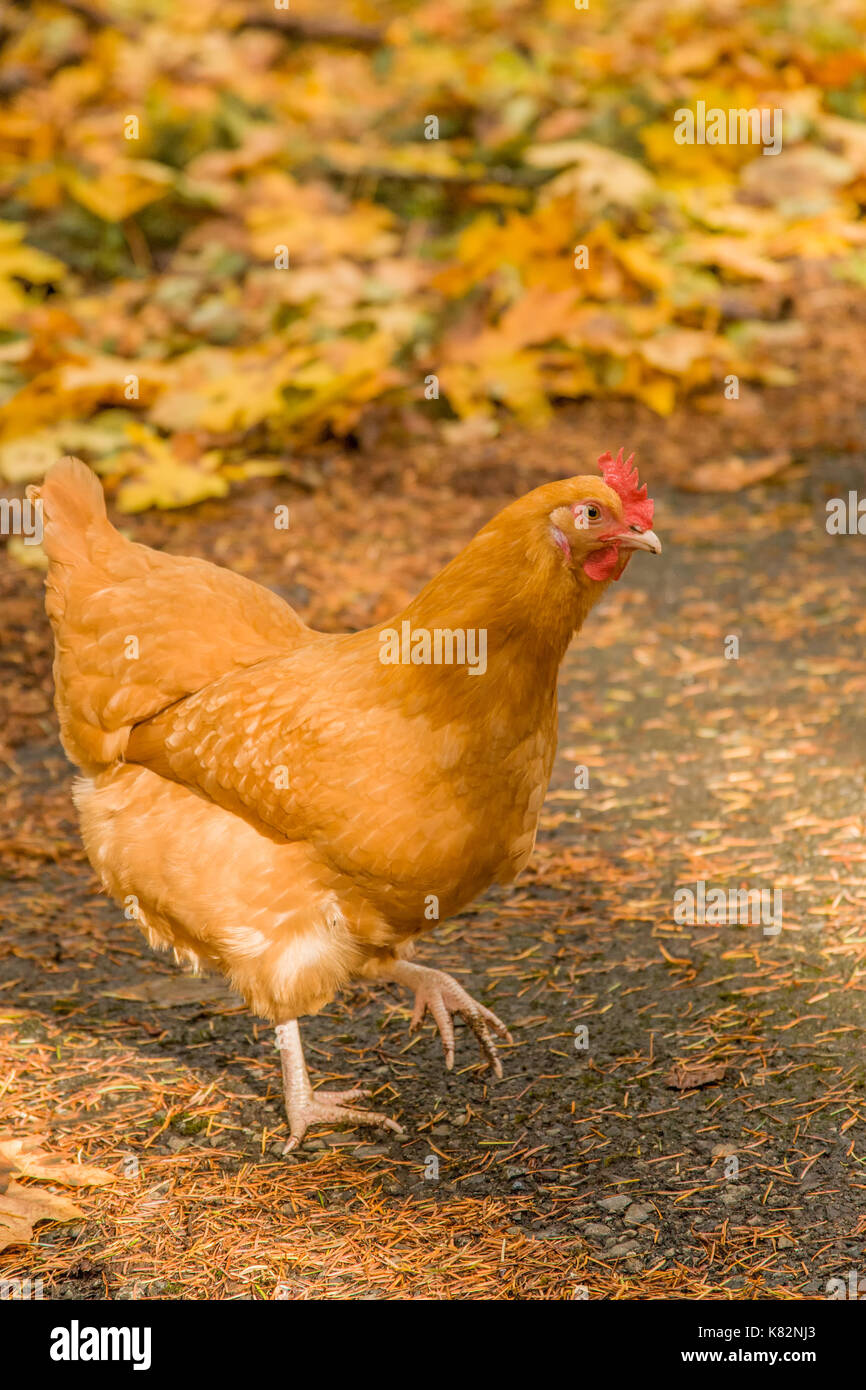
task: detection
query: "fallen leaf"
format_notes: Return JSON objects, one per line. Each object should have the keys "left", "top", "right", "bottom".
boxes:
{"left": 682, "top": 452, "right": 793, "bottom": 493}
{"left": 0, "top": 1137, "right": 115, "bottom": 1188}
{"left": 0, "top": 1180, "right": 84, "bottom": 1253}
{"left": 0, "top": 1136, "right": 116, "bottom": 1253}
{"left": 666, "top": 1062, "right": 728, "bottom": 1090}
{"left": 100, "top": 975, "right": 239, "bottom": 1008}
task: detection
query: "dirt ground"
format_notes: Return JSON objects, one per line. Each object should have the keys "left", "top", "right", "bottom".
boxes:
{"left": 1, "top": 333, "right": 865, "bottom": 1297}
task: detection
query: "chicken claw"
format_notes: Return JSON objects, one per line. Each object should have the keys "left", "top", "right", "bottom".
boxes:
{"left": 383, "top": 962, "right": 513, "bottom": 1078}
{"left": 276, "top": 1020, "right": 404, "bottom": 1153}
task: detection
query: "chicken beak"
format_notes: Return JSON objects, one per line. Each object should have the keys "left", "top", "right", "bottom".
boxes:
{"left": 616, "top": 528, "right": 662, "bottom": 555}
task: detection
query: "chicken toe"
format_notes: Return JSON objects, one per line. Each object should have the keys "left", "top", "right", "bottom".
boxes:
{"left": 276, "top": 1020, "right": 404, "bottom": 1153}
{"left": 382, "top": 962, "right": 513, "bottom": 1078}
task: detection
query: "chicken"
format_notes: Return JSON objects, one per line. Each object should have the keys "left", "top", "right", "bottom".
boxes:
{"left": 30, "top": 450, "right": 660, "bottom": 1150}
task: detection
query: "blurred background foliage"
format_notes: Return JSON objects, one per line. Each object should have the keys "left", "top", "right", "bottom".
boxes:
{"left": 0, "top": 0, "right": 865, "bottom": 508}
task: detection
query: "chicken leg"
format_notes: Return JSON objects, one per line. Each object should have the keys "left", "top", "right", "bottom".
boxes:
{"left": 276, "top": 1020, "right": 404, "bottom": 1153}
{"left": 381, "top": 961, "right": 513, "bottom": 1078}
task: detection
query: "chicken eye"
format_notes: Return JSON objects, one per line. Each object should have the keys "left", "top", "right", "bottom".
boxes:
{"left": 585, "top": 504, "right": 601, "bottom": 520}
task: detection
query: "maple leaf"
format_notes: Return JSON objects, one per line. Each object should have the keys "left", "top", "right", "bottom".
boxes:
{"left": 0, "top": 1136, "right": 114, "bottom": 1253}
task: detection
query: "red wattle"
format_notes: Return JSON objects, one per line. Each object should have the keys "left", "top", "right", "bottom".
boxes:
{"left": 583, "top": 544, "right": 620, "bottom": 581}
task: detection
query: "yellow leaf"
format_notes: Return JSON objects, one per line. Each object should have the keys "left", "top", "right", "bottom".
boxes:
{"left": 62, "top": 160, "right": 175, "bottom": 222}
{"left": 116, "top": 451, "right": 229, "bottom": 513}
{"left": 529, "top": 141, "right": 655, "bottom": 212}
{"left": 680, "top": 235, "right": 789, "bottom": 283}
{"left": 0, "top": 222, "right": 65, "bottom": 283}
{"left": 610, "top": 239, "right": 674, "bottom": 291}
{"left": 150, "top": 347, "right": 298, "bottom": 434}
{"left": 634, "top": 373, "right": 677, "bottom": 416}
{"left": 6, "top": 536, "right": 48, "bottom": 569}
{"left": 639, "top": 329, "right": 728, "bottom": 375}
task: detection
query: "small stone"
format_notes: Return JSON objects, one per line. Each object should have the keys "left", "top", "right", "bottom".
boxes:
{"left": 777, "top": 1235, "right": 796, "bottom": 1249}
{"left": 623, "top": 1202, "right": 654, "bottom": 1226}
{"left": 583, "top": 1222, "right": 613, "bottom": 1238}
{"left": 721, "top": 1186, "right": 747, "bottom": 1205}
{"left": 607, "top": 1241, "right": 640, "bottom": 1257}
{"left": 597, "top": 1195, "right": 631, "bottom": 1213}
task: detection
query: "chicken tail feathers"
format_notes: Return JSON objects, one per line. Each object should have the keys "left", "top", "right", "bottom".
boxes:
{"left": 33, "top": 456, "right": 309, "bottom": 774}
{"left": 27, "top": 455, "right": 111, "bottom": 566}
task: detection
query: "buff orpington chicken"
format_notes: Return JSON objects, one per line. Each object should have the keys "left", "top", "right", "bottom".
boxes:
{"left": 30, "top": 450, "right": 660, "bottom": 1150}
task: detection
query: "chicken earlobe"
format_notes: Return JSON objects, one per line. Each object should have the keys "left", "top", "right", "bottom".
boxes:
{"left": 276, "top": 1019, "right": 405, "bottom": 1153}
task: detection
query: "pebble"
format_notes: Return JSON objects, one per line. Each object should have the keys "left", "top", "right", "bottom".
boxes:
{"left": 583, "top": 1222, "right": 614, "bottom": 1238}
{"left": 597, "top": 1195, "right": 631, "bottom": 1213}
{"left": 721, "top": 1187, "right": 747, "bottom": 1205}
{"left": 607, "top": 1241, "right": 640, "bottom": 1257}
{"left": 623, "top": 1202, "right": 655, "bottom": 1226}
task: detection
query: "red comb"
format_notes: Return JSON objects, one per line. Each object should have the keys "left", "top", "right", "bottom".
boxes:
{"left": 598, "top": 448, "right": 654, "bottom": 530}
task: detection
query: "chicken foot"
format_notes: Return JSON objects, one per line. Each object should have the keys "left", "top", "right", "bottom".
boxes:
{"left": 276, "top": 1019, "right": 405, "bottom": 1153}
{"left": 382, "top": 961, "right": 513, "bottom": 1078}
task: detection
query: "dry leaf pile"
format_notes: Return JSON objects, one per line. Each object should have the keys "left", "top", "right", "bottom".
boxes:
{"left": 0, "top": 0, "right": 865, "bottom": 505}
